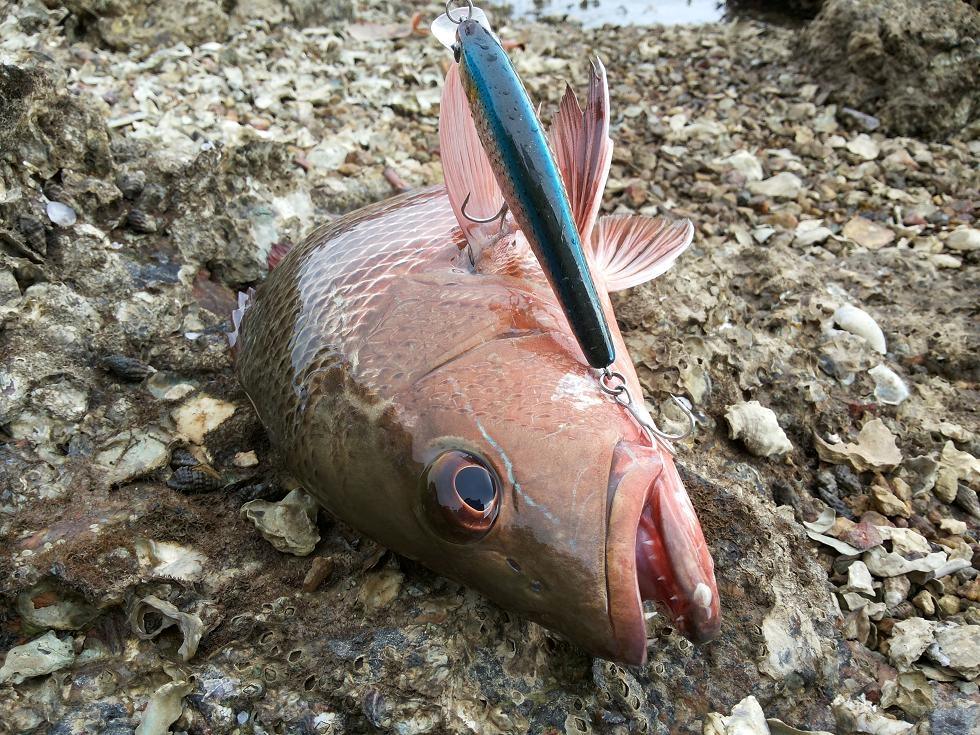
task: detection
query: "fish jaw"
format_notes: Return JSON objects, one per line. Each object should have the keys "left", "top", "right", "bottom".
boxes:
{"left": 606, "top": 443, "right": 721, "bottom": 664}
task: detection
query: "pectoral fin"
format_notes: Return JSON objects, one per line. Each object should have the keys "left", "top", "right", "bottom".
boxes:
{"left": 592, "top": 214, "right": 694, "bottom": 292}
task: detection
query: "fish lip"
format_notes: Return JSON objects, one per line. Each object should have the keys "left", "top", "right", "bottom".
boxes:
{"left": 605, "top": 445, "right": 721, "bottom": 664}
{"left": 604, "top": 445, "right": 653, "bottom": 665}
{"left": 637, "top": 473, "right": 722, "bottom": 644}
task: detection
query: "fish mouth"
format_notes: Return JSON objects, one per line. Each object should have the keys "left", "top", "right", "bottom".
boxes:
{"left": 606, "top": 443, "right": 721, "bottom": 664}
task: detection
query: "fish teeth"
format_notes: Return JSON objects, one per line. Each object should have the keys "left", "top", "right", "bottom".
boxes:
{"left": 693, "top": 582, "right": 713, "bottom": 612}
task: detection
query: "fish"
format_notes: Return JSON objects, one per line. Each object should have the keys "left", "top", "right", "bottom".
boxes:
{"left": 232, "top": 56, "right": 719, "bottom": 665}
{"left": 446, "top": 10, "right": 615, "bottom": 369}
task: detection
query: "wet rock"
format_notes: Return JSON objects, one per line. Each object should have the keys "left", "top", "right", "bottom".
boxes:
{"left": 724, "top": 401, "right": 793, "bottom": 457}
{"left": 845, "top": 134, "right": 879, "bottom": 161}
{"left": 815, "top": 419, "right": 902, "bottom": 473}
{"left": 802, "top": 0, "right": 980, "bottom": 139}
{"left": 703, "top": 694, "right": 769, "bottom": 735}
{"left": 842, "top": 217, "right": 894, "bottom": 250}
{"left": 927, "top": 624, "right": 980, "bottom": 680}
{"left": 241, "top": 488, "right": 320, "bottom": 556}
{"left": 946, "top": 228, "right": 980, "bottom": 253}
{"left": 135, "top": 677, "right": 195, "bottom": 735}
{"left": 748, "top": 172, "right": 803, "bottom": 200}
{"left": 172, "top": 394, "right": 237, "bottom": 444}
{"left": 0, "top": 631, "right": 75, "bottom": 684}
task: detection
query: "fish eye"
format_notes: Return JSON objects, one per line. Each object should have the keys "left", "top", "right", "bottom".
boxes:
{"left": 420, "top": 450, "right": 499, "bottom": 543}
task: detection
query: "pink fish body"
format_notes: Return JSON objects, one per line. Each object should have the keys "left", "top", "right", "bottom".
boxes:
{"left": 233, "top": 61, "right": 720, "bottom": 664}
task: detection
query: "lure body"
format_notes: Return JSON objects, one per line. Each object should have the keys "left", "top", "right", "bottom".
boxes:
{"left": 454, "top": 18, "right": 615, "bottom": 369}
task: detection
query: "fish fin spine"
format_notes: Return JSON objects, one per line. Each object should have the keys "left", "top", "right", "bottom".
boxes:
{"left": 228, "top": 287, "right": 256, "bottom": 351}
{"left": 548, "top": 57, "right": 613, "bottom": 244}
{"left": 592, "top": 214, "right": 694, "bottom": 292}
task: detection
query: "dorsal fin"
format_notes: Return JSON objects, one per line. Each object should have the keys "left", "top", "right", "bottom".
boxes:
{"left": 438, "top": 62, "right": 505, "bottom": 249}
{"left": 592, "top": 214, "right": 694, "bottom": 292}
{"left": 549, "top": 58, "right": 613, "bottom": 244}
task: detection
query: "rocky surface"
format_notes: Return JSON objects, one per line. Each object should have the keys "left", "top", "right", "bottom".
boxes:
{"left": 802, "top": 0, "right": 980, "bottom": 140}
{"left": 1, "top": 1, "right": 978, "bottom": 734}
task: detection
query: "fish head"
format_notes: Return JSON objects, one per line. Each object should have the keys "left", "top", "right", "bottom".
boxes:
{"left": 400, "top": 332, "right": 719, "bottom": 664}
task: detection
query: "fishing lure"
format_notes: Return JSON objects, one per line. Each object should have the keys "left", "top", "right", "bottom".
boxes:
{"left": 432, "top": 2, "right": 695, "bottom": 452}
{"left": 433, "top": 1, "right": 615, "bottom": 370}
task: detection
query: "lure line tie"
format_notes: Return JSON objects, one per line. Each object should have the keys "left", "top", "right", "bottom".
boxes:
{"left": 445, "top": 0, "right": 474, "bottom": 23}
{"left": 596, "top": 367, "right": 695, "bottom": 455}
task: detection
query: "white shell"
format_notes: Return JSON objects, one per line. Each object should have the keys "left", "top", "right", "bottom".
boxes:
{"left": 869, "top": 364, "right": 909, "bottom": 405}
{"left": 724, "top": 400, "right": 792, "bottom": 457}
{"left": 240, "top": 488, "right": 320, "bottom": 556}
{"left": 0, "top": 631, "right": 76, "bottom": 684}
{"left": 46, "top": 199, "right": 77, "bottom": 227}
{"left": 833, "top": 303, "right": 887, "bottom": 354}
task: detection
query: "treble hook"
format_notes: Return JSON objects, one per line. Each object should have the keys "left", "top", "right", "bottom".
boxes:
{"left": 445, "top": 0, "right": 474, "bottom": 23}
{"left": 461, "top": 192, "right": 508, "bottom": 225}
{"left": 596, "top": 368, "right": 696, "bottom": 455}
{"left": 645, "top": 394, "right": 697, "bottom": 442}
